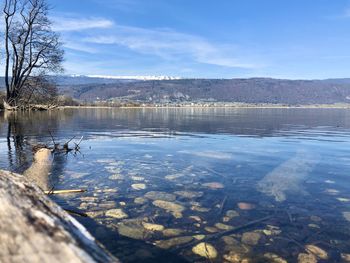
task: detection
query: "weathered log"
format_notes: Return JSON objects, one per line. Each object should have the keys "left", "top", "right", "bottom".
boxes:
{"left": 0, "top": 170, "right": 118, "bottom": 263}
{"left": 3, "top": 100, "right": 18, "bottom": 111}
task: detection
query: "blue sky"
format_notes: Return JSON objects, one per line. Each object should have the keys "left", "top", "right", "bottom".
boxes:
{"left": 47, "top": 0, "right": 350, "bottom": 79}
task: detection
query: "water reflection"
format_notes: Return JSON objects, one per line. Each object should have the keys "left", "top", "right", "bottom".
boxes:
{"left": 0, "top": 108, "right": 350, "bottom": 262}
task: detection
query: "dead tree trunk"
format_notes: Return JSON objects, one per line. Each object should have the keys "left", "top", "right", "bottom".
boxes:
{"left": 0, "top": 170, "right": 119, "bottom": 263}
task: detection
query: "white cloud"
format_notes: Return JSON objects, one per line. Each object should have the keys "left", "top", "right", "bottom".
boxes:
{"left": 63, "top": 40, "right": 98, "bottom": 54}
{"left": 83, "top": 25, "right": 259, "bottom": 68}
{"left": 52, "top": 17, "right": 114, "bottom": 31}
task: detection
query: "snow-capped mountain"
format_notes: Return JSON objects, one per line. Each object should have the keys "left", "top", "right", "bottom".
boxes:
{"left": 72, "top": 74, "right": 182, "bottom": 81}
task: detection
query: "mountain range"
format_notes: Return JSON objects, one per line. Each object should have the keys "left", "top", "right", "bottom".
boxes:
{"left": 2, "top": 75, "right": 350, "bottom": 105}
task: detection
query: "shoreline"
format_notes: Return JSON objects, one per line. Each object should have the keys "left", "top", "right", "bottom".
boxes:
{"left": 59, "top": 104, "right": 350, "bottom": 109}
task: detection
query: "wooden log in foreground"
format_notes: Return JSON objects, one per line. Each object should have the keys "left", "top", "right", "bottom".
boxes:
{"left": 0, "top": 170, "right": 119, "bottom": 263}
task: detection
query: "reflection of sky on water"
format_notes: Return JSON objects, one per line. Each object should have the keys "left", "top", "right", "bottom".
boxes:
{"left": 0, "top": 108, "right": 350, "bottom": 262}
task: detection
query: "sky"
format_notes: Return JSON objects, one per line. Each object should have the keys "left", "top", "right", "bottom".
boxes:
{"left": 6, "top": 0, "right": 350, "bottom": 79}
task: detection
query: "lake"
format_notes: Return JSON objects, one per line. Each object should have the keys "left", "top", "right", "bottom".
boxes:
{"left": 1, "top": 108, "right": 350, "bottom": 262}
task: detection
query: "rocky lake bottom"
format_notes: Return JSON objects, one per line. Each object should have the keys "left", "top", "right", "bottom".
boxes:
{"left": 1, "top": 108, "right": 350, "bottom": 262}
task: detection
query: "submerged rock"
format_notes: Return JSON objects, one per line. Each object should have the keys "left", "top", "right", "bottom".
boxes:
{"left": 264, "top": 253, "right": 287, "bottom": 263}
{"left": 118, "top": 220, "right": 150, "bottom": 240}
{"left": 145, "top": 191, "right": 176, "bottom": 201}
{"left": 105, "top": 208, "right": 128, "bottom": 219}
{"left": 337, "top": 197, "right": 350, "bottom": 202}
{"left": 205, "top": 226, "right": 219, "bottom": 233}
{"left": 215, "top": 223, "right": 233, "bottom": 230}
{"left": 131, "top": 183, "right": 147, "bottom": 190}
{"left": 86, "top": 211, "right": 105, "bottom": 218}
{"left": 174, "top": 191, "right": 203, "bottom": 199}
{"left": 298, "top": 253, "right": 317, "bottom": 263}
{"left": 222, "top": 236, "right": 239, "bottom": 246}
{"left": 142, "top": 222, "right": 164, "bottom": 231}
{"left": 152, "top": 200, "right": 185, "bottom": 218}
{"left": 241, "top": 232, "right": 262, "bottom": 246}
{"left": 305, "top": 245, "right": 328, "bottom": 260}
{"left": 193, "top": 234, "right": 205, "bottom": 240}
{"left": 223, "top": 251, "right": 243, "bottom": 263}
{"left": 343, "top": 211, "right": 350, "bottom": 222}
{"left": 237, "top": 202, "right": 256, "bottom": 210}
{"left": 162, "top": 228, "right": 184, "bottom": 237}
{"left": 202, "top": 182, "right": 224, "bottom": 189}
{"left": 155, "top": 236, "right": 193, "bottom": 249}
{"left": 341, "top": 253, "right": 350, "bottom": 262}
{"left": 131, "top": 176, "right": 145, "bottom": 181}
{"left": 108, "top": 174, "right": 124, "bottom": 180}
{"left": 134, "top": 197, "right": 147, "bottom": 204}
{"left": 257, "top": 151, "right": 316, "bottom": 202}
{"left": 226, "top": 210, "right": 240, "bottom": 219}
{"left": 192, "top": 242, "right": 218, "bottom": 259}
{"left": 191, "top": 205, "right": 210, "bottom": 212}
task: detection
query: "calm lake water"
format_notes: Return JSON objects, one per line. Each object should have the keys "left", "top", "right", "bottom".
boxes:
{"left": 1, "top": 108, "right": 350, "bottom": 262}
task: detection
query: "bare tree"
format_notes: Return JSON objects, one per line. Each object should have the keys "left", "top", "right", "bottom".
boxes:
{"left": 2, "top": 0, "right": 63, "bottom": 107}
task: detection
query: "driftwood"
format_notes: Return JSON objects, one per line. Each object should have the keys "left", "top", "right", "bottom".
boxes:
{"left": 45, "top": 189, "right": 87, "bottom": 195}
{"left": 2, "top": 100, "right": 57, "bottom": 111}
{"left": 0, "top": 170, "right": 118, "bottom": 263}
{"left": 3, "top": 100, "right": 18, "bottom": 111}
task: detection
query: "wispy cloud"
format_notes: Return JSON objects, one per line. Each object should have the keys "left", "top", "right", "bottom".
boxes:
{"left": 52, "top": 16, "right": 114, "bottom": 31}
{"left": 84, "top": 25, "right": 259, "bottom": 68}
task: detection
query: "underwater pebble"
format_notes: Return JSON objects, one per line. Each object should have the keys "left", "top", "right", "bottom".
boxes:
{"left": 264, "top": 253, "right": 287, "bottom": 263}
{"left": 118, "top": 220, "right": 149, "bottom": 240}
{"left": 310, "top": 216, "right": 322, "bottom": 222}
{"left": 189, "top": 215, "right": 202, "bottom": 222}
{"left": 191, "top": 205, "right": 210, "bottom": 212}
{"left": 155, "top": 236, "right": 193, "bottom": 249}
{"left": 343, "top": 212, "right": 350, "bottom": 222}
{"left": 131, "top": 176, "right": 145, "bottom": 181}
{"left": 131, "top": 183, "right": 147, "bottom": 190}
{"left": 223, "top": 251, "right": 243, "bottom": 263}
{"left": 237, "top": 202, "right": 256, "bottom": 210}
{"left": 341, "top": 253, "right": 350, "bottom": 262}
{"left": 108, "top": 174, "right": 124, "bottom": 180}
{"left": 241, "top": 232, "right": 262, "bottom": 246}
{"left": 119, "top": 201, "right": 126, "bottom": 206}
{"left": 325, "top": 189, "right": 340, "bottom": 195}
{"left": 202, "top": 182, "right": 224, "bottom": 189}
{"left": 142, "top": 222, "right": 164, "bottom": 231}
{"left": 192, "top": 242, "right": 218, "bottom": 259}
{"left": 174, "top": 190, "right": 203, "bottom": 199}
{"left": 98, "top": 201, "right": 117, "bottom": 209}
{"left": 308, "top": 224, "right": 320, "bottom": 229}
{"left": 193, "top": 234, "right": 205, "bottom": 240}
{"left": 337, "top": 197, "right": 350, "bottom": 202}
{"left": 215, "top": 223, "right": 233, "bottom": 230}
{"left": 80, "top": 196, "right": 98, "bottom": 202}
{"left": 134, "top": 197, "right": 147, "bottom": 204}
{"left": 103, "top": 188, "right": 117, "bottom": 193}
{"left": 152, "top": 200, "right": 185, "bottom": 218}
{"left": 105, "top": 208, "right": 128, "bottom": 219}
{"left": 305, "top": 244, "right": 328, "bottom": 260}
{"left": 162, "top": 228, "right": 184, "bottom": 237}
{"left": 226, "top": 210, "right": 240, "bottom": 219}
{"left": 298, "top": 253, "right": 317, "bottom": 263}
{"left": 204, "top": 226, "right": 219, "bottom": 233}
{"left": 86, "top": 211, "right": 104, "bottom": 218}
{"left": 222, "top": 236, "right": 238, "bottom": 245}
{"left": 145, "top": 191, "right": 176, "bottom": 201}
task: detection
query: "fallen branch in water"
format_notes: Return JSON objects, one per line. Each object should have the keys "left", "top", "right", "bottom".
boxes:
{"left": 64, "top": 208, "right": 88, "bottom": 217}
{"left": 45, "top": 189, "right": 87, "bottom": 195}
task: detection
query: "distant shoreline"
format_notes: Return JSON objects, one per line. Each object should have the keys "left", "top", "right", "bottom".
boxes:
{"left": 58, "top": 104, "right": 350, "bottom": 109}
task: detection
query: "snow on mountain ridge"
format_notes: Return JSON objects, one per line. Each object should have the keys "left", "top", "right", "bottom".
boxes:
{"left": 84, "top": 75, "right": 182, "bottom": 80}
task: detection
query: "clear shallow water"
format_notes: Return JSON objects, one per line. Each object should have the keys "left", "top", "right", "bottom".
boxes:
{"left": 1, "top": 108, "right": 350, "bottom": 262}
